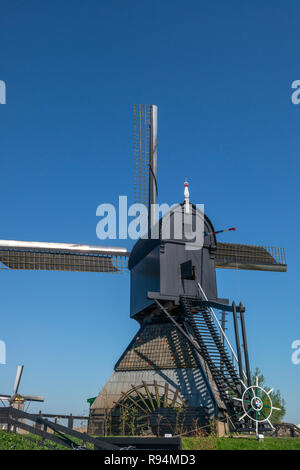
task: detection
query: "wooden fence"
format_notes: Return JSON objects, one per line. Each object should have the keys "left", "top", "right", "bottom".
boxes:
{"left": 0, "top": 406, "right": 119, "bottom": 450}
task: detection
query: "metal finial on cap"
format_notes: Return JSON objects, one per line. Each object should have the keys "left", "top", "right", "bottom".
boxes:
{"left": 184, "top": 179, "right": 190, "bottom": 213}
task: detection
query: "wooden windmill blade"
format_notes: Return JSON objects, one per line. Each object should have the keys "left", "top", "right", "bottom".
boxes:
{"left": 215, "top": 242, "right": 287, "bottom": 272}
{"left": 0, "top": 240, "right": 130, "bottom": 273}
{"left": 0, "top": 395, "right": 11, "bottom": 400}
{"left": 22, "top": 395, "right": 44, "bottom": 402}
{"left": 13, "top": 365, "right": 24, "bottom": 394}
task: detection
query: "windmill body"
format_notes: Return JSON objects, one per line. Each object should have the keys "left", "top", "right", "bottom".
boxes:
{"left": 89, "top": 205, "right": 223, "bottom": 435}
{"left": 88, "top": 197, "right": 286, "bottom": 435}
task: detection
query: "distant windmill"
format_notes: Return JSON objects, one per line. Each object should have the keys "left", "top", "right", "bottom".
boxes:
{"left": 0, "top": 365, "right": 44, "bottom": 411}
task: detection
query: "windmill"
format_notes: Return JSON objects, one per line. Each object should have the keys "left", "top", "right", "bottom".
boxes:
{"left": 0, "top": 365, "right": 44, "bottom": 410}
{"left": 0, "top": 105, "right": 286, "bottom": 436}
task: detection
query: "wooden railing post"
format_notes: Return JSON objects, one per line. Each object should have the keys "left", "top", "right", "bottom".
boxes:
{"left": 7, "top": 406, "right": 12, "bottom": 433}
{"left": 35, "top": 410, "right": 42, "bottom": 432}
{"left": 68, "top": 413, "right": 74, "bottom": 429}
{"left": 41, "top": 422, "right": 48, "bottom": 445}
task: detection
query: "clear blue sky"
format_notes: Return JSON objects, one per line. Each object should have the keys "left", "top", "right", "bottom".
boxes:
{"left": 0, "top": 1, "right": 299, "bottom": 424}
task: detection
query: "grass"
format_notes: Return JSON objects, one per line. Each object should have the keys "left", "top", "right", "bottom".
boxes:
{"left": 0, "top": 431, "right": 45, "bottom": 450}
{"left": 182, "top": 436, "right": 300, "bottom": 450}
{"left": 1, "top": 430, "right": 300, "bottom": 450}
{"left": 0, "top": 430, "right": 68, "bottom": 450}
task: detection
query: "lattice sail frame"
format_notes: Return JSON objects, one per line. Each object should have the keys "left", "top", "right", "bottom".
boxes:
{"left": 0, "top": 241, "right": 286, "bottom": 273}
{"left": 215, "top": 242, "right": 286, "bottom": 272}
{"left": 0, "top": 241, "right": 129, "bottom": 273}
{"left": 134, "top": 104, "right": 151, "bottom": 207}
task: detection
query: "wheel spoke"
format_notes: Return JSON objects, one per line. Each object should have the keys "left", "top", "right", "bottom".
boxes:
{"left": 164, "top": 382, "right": 169, "bottom": 408}
{"left": 136, "top": 414, "right": 150, "bottom": 421}
{"left": 267, "top": 418, "right": 275, "bottom": 430}
{"left": 135, "top": 421, "right": 150, "bottom": 429}
{"left": 240, "top": 379, "right": 248, "bottom": 390}
{"left": 131, "top": 384, "right": 152, "bottom": 412}
{"left": 154, "top": 381, "right": 161, "bottom": 408}
{"left": 261, "top": 410, "right": 267, "bottom": 419}
{"left": 120, "top": 392, "right": 146, "bottom": 413}
{"left": 142, "top": 381, "right": 156, "bottom": 411}
{"left": 171, "top": 389, "right": 180, "bottom": 408}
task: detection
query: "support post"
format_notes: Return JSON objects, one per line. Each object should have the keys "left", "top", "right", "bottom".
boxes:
{"left": 239, "top": 303, "right": 251, "bottom": 386}
{"left": 220, "top": 311, "right": 226, "bottom": 372}
{"left": 232, "top": 301, "right": 244, "bottom": 380}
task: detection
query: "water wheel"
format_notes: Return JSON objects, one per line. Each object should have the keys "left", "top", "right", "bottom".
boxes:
{"left": 114, "top": 381, "right": 186, "bottom": 436}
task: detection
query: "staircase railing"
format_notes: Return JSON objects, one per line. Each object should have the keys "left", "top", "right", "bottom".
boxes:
{"left": 196, "top": 281, "right": 247, "bottom": 383}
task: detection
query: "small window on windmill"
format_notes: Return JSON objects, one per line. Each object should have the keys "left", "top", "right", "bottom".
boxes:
{"left": 180, "top": 260, "right": 195, "bottom": 280}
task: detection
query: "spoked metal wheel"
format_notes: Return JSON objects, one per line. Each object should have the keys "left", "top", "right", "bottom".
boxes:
{"left": 233, "top": 376, "right": 281, "bottom": 435}
{"left": 115, "top": 381, "right": 186, "bottom": 436}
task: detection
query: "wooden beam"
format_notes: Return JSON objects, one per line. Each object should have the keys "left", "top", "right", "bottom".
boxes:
{"left": 131, "top": 384, "right": 152, "bottom": 412}
{"left": 142, "top": 381, "right": 156, "bottom": 411}
{"left": 164, "top": 382, "right": 169, "bottom": 408}
{"left": 154, "top": 381, "right": 161, "bottom": 408}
